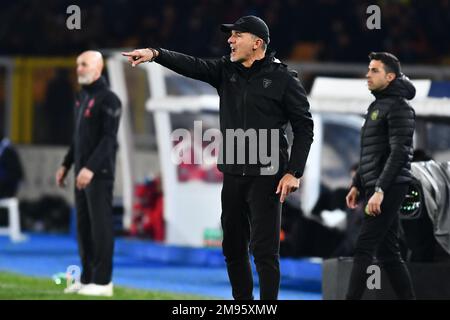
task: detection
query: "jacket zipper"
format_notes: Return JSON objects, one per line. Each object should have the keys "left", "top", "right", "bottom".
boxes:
{"left": 242, "top": 78, "right": 250, "bottom": 176}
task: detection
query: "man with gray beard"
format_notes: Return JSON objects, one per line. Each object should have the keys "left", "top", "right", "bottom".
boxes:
{"left": 56, "top": 50, "right": 121, "bottom": 297}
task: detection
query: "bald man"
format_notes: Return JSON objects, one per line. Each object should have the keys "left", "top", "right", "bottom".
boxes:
{"left": 56, "top": 51, "right": 121, "bottom": 297}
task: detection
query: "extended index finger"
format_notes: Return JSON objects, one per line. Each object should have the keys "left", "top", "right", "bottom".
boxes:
{"left": 275, "top": 180, "right": 282, "bottom": 194}
{"left": 121, "top": 51, "right": 137, "bottom": 56}
{"left": 280, "top": 184, "right": 288, "bottom": 203}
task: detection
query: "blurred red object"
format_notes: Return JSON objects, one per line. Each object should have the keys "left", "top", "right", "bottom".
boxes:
{"left": 175, "top": 140, "right": 223, "bottom": 183}
{"left": 130, "top": 177, "right": 164, "bottom": 241}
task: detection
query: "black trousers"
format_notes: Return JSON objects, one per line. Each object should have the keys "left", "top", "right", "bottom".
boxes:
{"left": 346, "top": 183, "right": 416, "bottom": 300}
{"left": 221, "top": 173, "right": 282, "bottom": 300}
{"left": 75, "top": 178, "right": 114, "bottom": 285}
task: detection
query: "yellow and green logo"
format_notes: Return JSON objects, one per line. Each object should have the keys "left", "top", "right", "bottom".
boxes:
{"left": 370, "top": 110, "right": 379, "bottom": 121}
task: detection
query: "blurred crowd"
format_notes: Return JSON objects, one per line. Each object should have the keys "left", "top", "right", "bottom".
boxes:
{"left": 1, "top": 0, "right": 450, "bottom": 64}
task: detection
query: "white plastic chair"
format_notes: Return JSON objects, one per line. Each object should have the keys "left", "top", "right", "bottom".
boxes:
{"left": 0, "top": 197, "right": 26, "bottom": 242}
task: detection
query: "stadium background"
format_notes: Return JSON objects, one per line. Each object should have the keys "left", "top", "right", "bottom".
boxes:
{"left": 0, "top": 0, "right": 450, "bottom": 300}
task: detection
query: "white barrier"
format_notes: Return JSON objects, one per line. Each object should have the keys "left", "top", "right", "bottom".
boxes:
{"left": 0, "top": 197, "right": 26, "bottom": 242}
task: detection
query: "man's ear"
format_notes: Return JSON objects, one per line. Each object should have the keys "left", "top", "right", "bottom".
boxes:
{"left": 386, "top": 72, "right": 396, "bottom": 82}
{"left": 253, "top": 39, "right": 261, "bottom": 51}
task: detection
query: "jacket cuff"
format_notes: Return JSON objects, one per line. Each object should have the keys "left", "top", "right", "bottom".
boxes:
{"left": 61, "top": 160, "right": 72, "bottom": 171}
{"left": 352, "top": 173, "right": 362, "bottom": 190}
{"left": 375, "top": 180, "right": 388, "bottom": 192}
{"left": 84, "top": 160, "right": 98, "bottom": 174}
{"left": 153, "top": 47, "right": 165, "bottom": 63}
{"left": 286, "top": 169, "right": 302, "bottom": 178}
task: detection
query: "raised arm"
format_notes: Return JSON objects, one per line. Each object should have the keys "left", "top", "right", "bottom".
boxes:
{"left": 122, "top": 48, "right": 223, "bottom": 88}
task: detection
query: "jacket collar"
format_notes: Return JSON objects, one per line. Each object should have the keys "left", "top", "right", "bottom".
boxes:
{"left": 371, "top": 73, "right": 416, "bottom": 101}
{"left": 81, "top": 76, "right": 108, "bottom": 94}
{"left": 233, "top": 49, "right": 278, "bottom": 74}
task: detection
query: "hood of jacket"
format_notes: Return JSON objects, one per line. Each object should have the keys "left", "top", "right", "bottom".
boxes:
{"left": 372, "top": 73, "right": 416, "bottom": 100}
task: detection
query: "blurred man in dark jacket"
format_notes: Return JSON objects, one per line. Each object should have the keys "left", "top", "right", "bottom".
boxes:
{"left": 346, "top": 52, "right": 416, "bottom": 300}
{"left": 0, "top": 135, "right": 23, "bottom": 199}
{"left": 56, "top": 51, "right": 121, "bottom": 297}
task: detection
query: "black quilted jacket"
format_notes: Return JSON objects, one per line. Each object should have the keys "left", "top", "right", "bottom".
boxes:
{"left": 352, "top": 74, "right": 416, "bottom": 191}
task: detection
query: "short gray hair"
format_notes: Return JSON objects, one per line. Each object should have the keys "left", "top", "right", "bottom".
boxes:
{"left": 252, "top": 34, "right": 267, "bottom": 52}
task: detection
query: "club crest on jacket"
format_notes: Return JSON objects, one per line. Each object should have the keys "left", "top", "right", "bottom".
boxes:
{"left": 263, "top": 78, "right": 272, "bottom": 88}
{"left": 84, "top": 98, "right": 96, "bottom": 117}
{"left": 371, "top": 109, "right": 379, "bottom": 121}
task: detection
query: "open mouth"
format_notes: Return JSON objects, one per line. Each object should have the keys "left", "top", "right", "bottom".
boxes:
{"left": 230, "top": 47, "right": 236, "bottom": 54}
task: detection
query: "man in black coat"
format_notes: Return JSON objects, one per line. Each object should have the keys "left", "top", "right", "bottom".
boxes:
{"left": 56, "top": 50, "right": 121, "bottom": 297}
{"left": 346, "top": 52, "right": 416, "bottom": 300}
{"left": 123, "top": 16, "right": 314, "bottom": 300}
{"left": 0, "top": 135, "right": 24, "bottom": 199}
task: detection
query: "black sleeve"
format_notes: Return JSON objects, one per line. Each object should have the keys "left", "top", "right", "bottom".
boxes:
{"left": 85, "top": 92, "right": 122, "bottom": 174}
{"left": 376, "top": 103, "right": 415, "bottom": 191}
{"left": 0, "top": 146, "right": 23, "bottom": 197}
{"left": 62, "top": 94, "right": 79, "bottom": 170}
{"left": 155, "top": 49, "right": 223, "bottom": 88}
{"left": 282, "top": 75, "right": 314, "bottom": 177}
{"left": 352, "top": 170, "right": 363, "bottom": 190}
{"left": 1, "top": 147, "right": 24, "bottom": 183}
{"left": 62, "top": 143, "right": 74, "bottom": 170}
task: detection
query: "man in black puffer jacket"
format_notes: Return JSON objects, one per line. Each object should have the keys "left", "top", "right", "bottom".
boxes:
{"left": 345, "top": 52, "right": 416, "bottom": 300}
